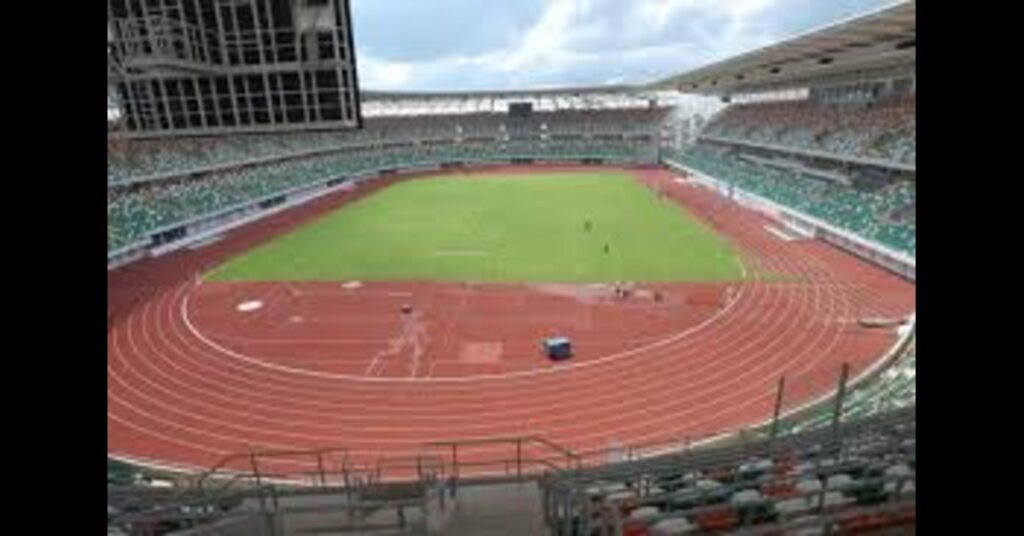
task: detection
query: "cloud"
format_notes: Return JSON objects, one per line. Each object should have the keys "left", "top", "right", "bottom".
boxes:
{"left": 352, "top": 0, "right": 894, "bottom": 92}
{"left": 358, "top": 54, "right": 414, "bottom": 90}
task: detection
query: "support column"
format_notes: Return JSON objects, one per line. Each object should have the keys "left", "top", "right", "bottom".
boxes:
{"left": 830, "top": 363, "right": 851, "bottom": 444}
{"left": 250, "top": 0, "right": 275, "bottom": 124}
{"left": 769, "top": 375, "right": 787, "bottom": 445}
{"left": 212, "top": 0, "right": 242, "bottom": 127}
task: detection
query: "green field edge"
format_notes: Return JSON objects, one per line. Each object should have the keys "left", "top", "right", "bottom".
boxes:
{"left": 205, "top": 172, "right": 752, "bottom": 284}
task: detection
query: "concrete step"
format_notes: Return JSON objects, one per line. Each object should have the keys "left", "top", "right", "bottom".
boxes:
{"left": 443, "top": 481, "right": 549, "bottom": 536}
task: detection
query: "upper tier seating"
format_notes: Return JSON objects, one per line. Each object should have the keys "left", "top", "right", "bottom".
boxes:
{"left": 701, "top": 96, "right": 915, "bottom": 166}
{"left": 107, "top": 108, "right": 669, "bottom": 183}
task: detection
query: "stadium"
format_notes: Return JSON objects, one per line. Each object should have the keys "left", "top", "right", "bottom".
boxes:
{"left": 107, "top": 1, "right": 916, "bottom": 534}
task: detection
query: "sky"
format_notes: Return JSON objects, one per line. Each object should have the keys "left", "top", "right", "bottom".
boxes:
{"left": 351, "top": 0, "right": 898, "bottom": 92}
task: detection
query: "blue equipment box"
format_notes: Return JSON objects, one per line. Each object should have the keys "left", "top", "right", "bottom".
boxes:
{"left": 543, "top": 337, "right": 572, "bottom": 360}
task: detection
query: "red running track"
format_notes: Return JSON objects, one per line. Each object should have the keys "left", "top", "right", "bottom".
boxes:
{"left": 107, "top": 165, "right": 915, "bottom": 477}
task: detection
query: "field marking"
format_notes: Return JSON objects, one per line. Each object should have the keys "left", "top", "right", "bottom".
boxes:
{"left": 236, "top": 300, "right": 263, "bottom": 313}
{"left": 435, "top": 250, "right": 488, "bottom": 257}
{"left": 361, "top": 311, "right": 427, "bottom": 377}
{"left": 764, "top": 225, "right": 800, "bottom": 242}
{"left": 282, "top": 281, "right": 303, "bottom": 297}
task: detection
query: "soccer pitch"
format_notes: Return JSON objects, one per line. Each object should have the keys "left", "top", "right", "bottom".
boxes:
{"left": 207, "top": 172, "right": 744, "bottom": 283}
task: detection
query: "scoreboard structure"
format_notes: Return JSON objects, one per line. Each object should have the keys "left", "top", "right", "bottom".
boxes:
{"left": 108, "top": 0, "right": 362, "bottom": 138}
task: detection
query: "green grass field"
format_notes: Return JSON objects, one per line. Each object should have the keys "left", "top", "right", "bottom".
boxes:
{"left": 207, "top": 172, "right": 744, "bottom": 283}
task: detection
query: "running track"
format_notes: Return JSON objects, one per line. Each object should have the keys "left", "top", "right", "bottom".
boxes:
{"left": 107, "top": 165, "right": 915, "bottom": 478}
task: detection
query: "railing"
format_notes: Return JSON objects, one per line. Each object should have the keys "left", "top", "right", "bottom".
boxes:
{"left": 111, "top": 399, "right": 915, "bottom": 533}
{"left": 420, "top": 436, "right": 584, "bottom": 493}
{"left": 197, "top": 447, "right": 351, "bottom": 488}
{"left": 111, "top": 445, "right": 451, "bottom": 535}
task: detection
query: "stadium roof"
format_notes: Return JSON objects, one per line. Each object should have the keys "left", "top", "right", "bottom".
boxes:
{"left": 361, "top": 84, "right": 649, "bottom": 101}
{"left": 650, "top": 1, "right": 915, "bottom": 96}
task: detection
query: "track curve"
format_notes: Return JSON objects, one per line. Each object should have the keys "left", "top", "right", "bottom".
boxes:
{"left": 107, "top": 165, "right": 915, "bottom": 476}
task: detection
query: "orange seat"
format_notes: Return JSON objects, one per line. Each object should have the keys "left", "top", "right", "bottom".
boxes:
{"left": 762, "top": 480, "right": 797, "bottom": 498}
{"left": 839, "top": 514, "right": 884, "bottom": 534}
{"left": 623, "top": 520, "right": 649, "bottom": 536}
{"left": 880, "top": 508, "right": 916, "bottom": 528}
{"left": 696, "top": 507, "right": 739, "bottom": 532}
{"left": 773, "top": 456, "right": 795, "bottom": 476}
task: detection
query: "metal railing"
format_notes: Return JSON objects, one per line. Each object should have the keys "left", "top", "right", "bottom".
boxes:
{"left": 110, "top": 445, "right": 452, "bottom": 535}
{"left": 419, "top": 435, "right": 583, "bottom": 495}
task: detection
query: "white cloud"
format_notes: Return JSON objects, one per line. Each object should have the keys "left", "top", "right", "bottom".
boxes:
{"left": 494, "top": 0, "right": 582, "bottom": 73}
{"left": 355, "top": 0, "right": 883, "bottom": 91}
{"left": 358, "top": 53, "right": 414, "bottom": 90}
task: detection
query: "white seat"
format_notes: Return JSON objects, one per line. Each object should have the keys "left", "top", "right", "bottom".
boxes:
{"left": 794, "top": 462, "right": 816, "bottom": 475}
{"left": 696, "top": 478, "right": 721, "bottom": 490}
{"left": 730, "top": 489, "right": 762, "bottom": 506}
{"left": 739, "top": 457, "right": 773, "bottom": 474}
{"left": 883, "top": 463, "right": 915, "bottom": 496}
{"left": 884, "top": 478, "right": 915, "bottom": 495}
{"left": 630, "top": 506, "right": 661, "bottom": 519}
{"left": 776, "top": 497, "right": 811, "bottom": 516}
{"left": 826, "top": 473, "right": 854, "bottom": 490}
{"left": 606, "top": 490, "right": 637, "bottom": 502}
{"left": 796, "top": 478, "right": 823, "bottom": 493}
{"left": 885, "top": 463, "right": 913, "bottom": 477}
{"left": 822, "top": 491, "right": 854, "bottom": 508}
{"left": 650, "top": 517, "right": 697, "bottom": 535}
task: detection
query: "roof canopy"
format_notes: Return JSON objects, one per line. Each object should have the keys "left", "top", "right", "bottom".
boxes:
{"left": 362, "top": 84, "right": 640, "bottom": 100}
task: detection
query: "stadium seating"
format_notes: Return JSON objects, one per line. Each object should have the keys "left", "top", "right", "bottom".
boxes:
{"left": 701, "top": 96, "right": 915, "bottom": 166}
{"left": 542, "top": 406, "right": 915, "bottom": 535}
{"left": 108, "top": 101, "right": 917, "bottom": 258}
{"left": 107, "top": 108, "right": 669, "bottom": 183}
{"left": 672, "top": 146, "right": 916, "bottom": 256}
{"left": 108, "top": 152, "right": 361, "bottom": 250}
